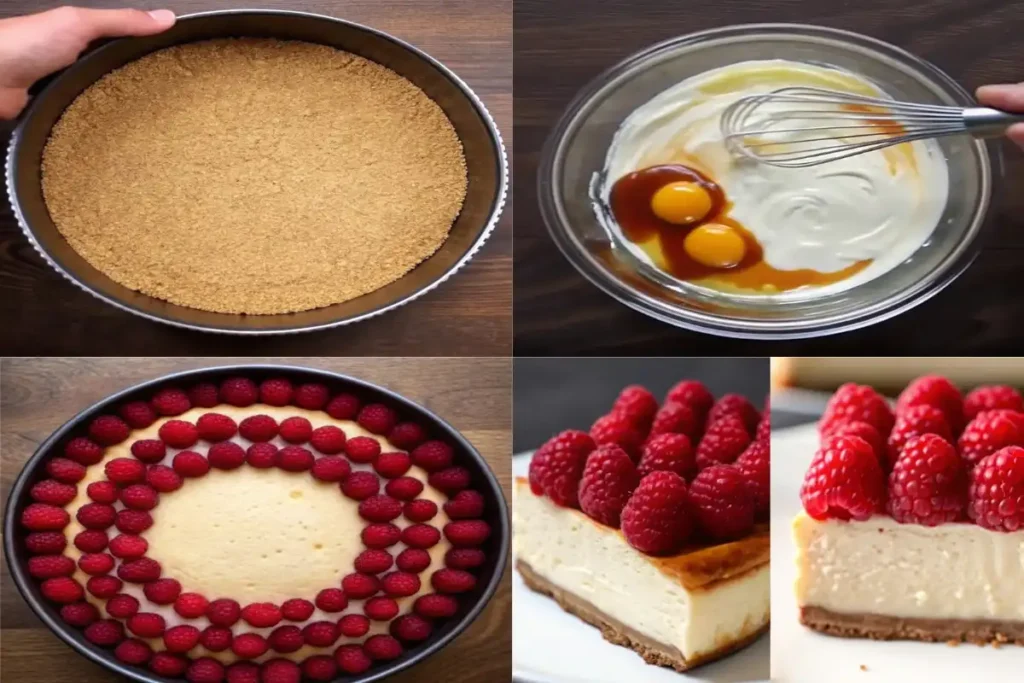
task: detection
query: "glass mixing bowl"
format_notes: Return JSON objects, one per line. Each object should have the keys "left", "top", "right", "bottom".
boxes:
{"left": 538, "top": 24, "right": 1001, "bottom": 339}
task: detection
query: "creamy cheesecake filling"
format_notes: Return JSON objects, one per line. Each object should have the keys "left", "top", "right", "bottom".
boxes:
{"left": 794, "top": 512, "right": 1024, "bottom": 622}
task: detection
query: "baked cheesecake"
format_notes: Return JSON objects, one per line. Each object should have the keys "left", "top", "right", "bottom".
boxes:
{"left": 793, "top": 376, "right": 1024, "bottom": 646}
{"left": 19, "top": 375, "right": 494, "bottom": 682}
{"left": 514, "top": 381, "right": 770, "bottom": 671}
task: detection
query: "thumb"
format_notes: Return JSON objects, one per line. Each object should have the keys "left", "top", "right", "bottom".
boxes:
{"left": 975, "top": 83, "right": 1024, "bottom": 113}
{"left": 72, "top": 8, "right": 176, "bottom": 41}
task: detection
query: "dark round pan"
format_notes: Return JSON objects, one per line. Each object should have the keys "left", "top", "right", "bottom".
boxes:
{"left": 3, "top": 364, "right": 510, "bottom": 682}
{"left": 5, "top": 10, "right": 507, "bottom": 334}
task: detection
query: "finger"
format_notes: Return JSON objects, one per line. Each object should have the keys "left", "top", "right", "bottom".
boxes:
{"left": 975, "top": 83, "right": 1024, "bottom": 112}
{"left": 1007, "top": 122, "right": 1024, "bottom": 151}
{"left": 71, "top": 7, "right": 175, "bottom": 41}
{"left": 0, "top": 87, "right": 30, "bottom": 120}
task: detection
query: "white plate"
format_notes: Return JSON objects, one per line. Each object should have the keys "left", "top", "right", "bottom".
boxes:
{"left": 512, "top": 452, "right": 770, "bottom": 683}
{"left": 771, "top": 424, "right": 1024, "bottom": 683}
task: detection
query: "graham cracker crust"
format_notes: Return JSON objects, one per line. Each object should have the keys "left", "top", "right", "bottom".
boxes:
{"left": 801, "top": 606, "right": 1024, "bottom": 646}
{"left": 517, "top": 559, "right": 768, "bottom": 672}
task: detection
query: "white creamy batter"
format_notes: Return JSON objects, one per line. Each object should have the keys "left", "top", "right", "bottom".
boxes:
{"left": 598, "top": 60, "right": 950, "bottom": 298}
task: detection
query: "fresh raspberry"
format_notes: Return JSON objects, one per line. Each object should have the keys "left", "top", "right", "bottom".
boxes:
{"left": 259, "top": 378, "right": 294, "bottom": 406}
{"left": 241, "top": 602, "right": 282, "bottom": 628}
{"left": 232, "top": 633, "right": 269, "bottom": 659}
{"left": 396, "top": 548, "right": 432, "bottom": 573}
{"left": 131, "top": 439, "right": 167, "bottom": 464}
{"left": 25, "top": 532, "right": 67, "bottom": 554}
{"left": 819, "top": 383, "right": 894, "bottom": 438}
{"left": 404, "top": 498, "right": 438, "bottom": 522}
{"left": 968, "top": 446, "right": 1024, "bottom": 531}
{"left": 197, "top": 413, "right": 238, "bottom": 442}
{"left": 364, "top": 634, "right": 403, "bottom": 661}
{"left": 391, "top": 614, "right": 432, "bottom": 642}
{"left": 146, "top": 464, "right": 183, "bottom": 492}
{"left": 105, "top": 457, "right": 145, "bottom": 485}
{"left": 109, "top": 534, "right": 148, "bottom": 559}
{"left": 207, "top": 598, "right": 241, "bottom": 626}
{"left": 268, "top": 625, "right": 304, "bottom": 652}
{"left": 430, "top": 568, "right": 476, "bottom": 593}
{"left": 239, "top": 414, "right": 279, "bottom": 442}
{"left": 120, "top": 484, "right": 158, "bottom": 510}
{"left": 310, "top": 425, "right": 346, "bottom": 454}
{"left": 186, "top": 658, "right": 226, "bottom": 683}
{"left": 801, "top": 434, "right": 885, "bottom": 521}
{"left": 306, "top": 456, "right": 347, "bottom": 483}
{"left": 275, "top": 445, "right": 314, "bottom": 472}
{"left": 280, "top": 598, "right": 315, "bottom": 621}
{"left": 220, "top": 377, "right": 258, "bottom": 407}
{"left": 896, "top": 375, "right": 964, "bottom": 434}
{"left": 445, "top": 548, "right": 486, "bottom": 570}
{"left": 294, "top": 383, "right": 330, "bottom": 410}
{"left": 301, "top": 656, "right": 338, "bottom": 682}
{"left": 76, "top": 502, "right": 116, "bottom": 529}
{"left": 159, "top": 420, "right": 199, "bottom": 449}
{"left": 278, "top": 417, "right": 312, "bottom": 444}
{"left": 375, "top": 452, "right": 412, "bottom": 478}
{"left": 649, "top": 401, "right": 701, "bottom": 441}
{"left": 152, "top": 387, "right": 192, "bottom": 416}
{"left": 84, "top": 619, "right": 124, "bottom": 647}
{"left": 116, "top": 509, "right": 154, "bottom": 534}
{"left": 637, "top": 433, "right": 695, "bottom": 480}
{"left": 888, "top": 433, "right": 966, "bottom": 526}
{"left": 173, "top": 451, "right": 211, "bottom": 477}
{"left": 78, "top": 553, "right": 115, "bottom": 575}
{"left": 338, "top": 614, "right": 371, "bottom": 637}
{"left": 174, "top": 592, "right": 209, "bottom": 619}
{"left": 315, "top": 588, "right": 348, "bottom": 612}
{"left": 60, "top": 601, "right": 99, "bottom": 627}
{"left": 28, "top": 554, "right": 76, "bottom": 578}
{"left": 120, "top": 401, "right": 157, "bottom": 429}
{"left": 115, "top": 638, "right": 153, "bottom": 665}
{"left": 208, "top": 442, "right": 246, "bottom": 470}
{"left": 163, "top": 624, "right": 201, "bottom": 653}
{"left": 707, "top": 394, "right": 759, "bottom": 435}
{"left": 105, "top": 593, "right": 139, "bottom": 617}
{"left": 245, "top": 443, "right": 278, "bottom": 468}
{"left": 443, "top": 520, "right": 492, "bottom": 548}
{"left": 21, "top": 503, "right": 69, "bottom": 530}
{"left": 414, "top": 593, "right": 459, "bottom": 618}
{"left": 958, "top": 409, "right": 1024, "bottom": 468}
{"left": 887, "top": 404, "right": 951, "bottom": 467}
{"left": 611, "top": 385, "right": 659, "bottom": 428}
{"left": 86, "top": 576, "right": 123, "bottom": 599}
{"left": 443, "top": 489, "right": 485, "bottom": 519}
{"left": 118, "top": 557, "right": 161, "bottom": 583}
{"left": 30, "top": 480, "right": 77, "bottom": 506}
{"left": 128, "top": 612, "right": 166, "bottom": 638}
{"left": 735, "top": 439, "right": 770, "bottom": 519}
{"left": 354, "top": 548, "right": 394, "bottom": 574}
{"left": 361, "top": 522, "right": 402, "bottom": 548}
{"left": 389, "top": 422, "right": 427, "bottom": 450}
{"left": 144, "top": 578, "right": 182, "bottom": 604}
{"left": 428, "top": 467, "right": 472, "bottom": 494}
{"left": 187, "top": 382, "right": 220, "bottom": 409}
{"left": 381, "top": 571, "right": 421, "bottom": 597}
{"left": 590, "top": 412, "right": 645, "bottom": 460}
{"left": 84, "top": 481, "right": 117, "bottom": 504}
{"left": 200, "top": 626, "right": 234, "bottom": 651}
{"left": 261, "top": 659, "right": 301, "bottom": 683}
{"left": 964, "top": 385, "right": 1024, "bottom": 421}
{"left": 341, "top": 471, "right": 380, "bottom": 500}
{"left": 695, "top": 416, "right": 751, "bottom": 470}
{"left": 688, "top": 464, "right": 755, "bottom": 541}
{"left": 64, "top": 437, "right": 104, "bottom": 465}
{"left": 410, "top": 440, "right": 454, "bottom": 471}
{"left": 621, "top": 471, "right": 693, "bottom": 555}
{"left": 340, "top": 573, "right": 380, "bottom": 601}
{"left": 150, "top": 653, "right": 189, "bottom": 677}
{"left": 756, "top": 409, "right": 770, "bottom": 443}
{"left": 46, "top": 457, "right": 86, "bottom": 483}
{"left": 89, "top": 415, "right": 131, "bottom": 446}
{"left": 325, "top": 393, "right": 361, "bottom": 420}
{"left": 74, "top": 529, "right": 108, "bottom": 552}
{"left": 358, "top": 404, "right": 398, "bottom": 434}
{"left": 302, "top": 621, "right": 338, "bottom": 647}
{"left": 665, "top": 380, "right": 715, "bottom": 420}
{"left": 820, "top": 420, "right": 884, "bottom": 461}
{"left": 335, "top": 645, "right": 372, "bottom": 674}
{"left": 364, "top": 596, "right": 400, "bottom": 621}
{"left": 345, "top": 436, "right": 382, "bottom": 463}
{"left": 385, "top": 476, "right": 424, "bottom": 500}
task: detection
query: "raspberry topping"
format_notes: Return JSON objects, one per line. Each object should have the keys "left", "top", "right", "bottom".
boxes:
{"left": 325, "top": 393, "right": 361, "bottom": 420}
{"left": 268, "top": 625, "right": 304, "bottom": 652}
{"left": 402, "top": 524, "right": 442, "bottom": 548}
{"left": 445, "top": 548, "right": 486, "bottom": 569}
{"left": 404, "top": 498, "right": 438, "bottom": 522}
{"left": 396, "top": 548, "right": 432, "bottom": 572}
{"left": 174, "top": 592, "right": 209, "bottom": 619}
{"left": 61, "top": 602, "right": 99, "bottom": 627}
{"left": 278, "top": 416, "right": 312, "bottom": 444}
{"left": 302, "top": 656, "right": 338, "bottom": 681}
{"left": 187, "top": 658, "right": 226, "bottom": 683}
{"left": 621, "top": 471, "right": 693, "bottom": 555}
{"left": 310, "top": 425, "right": 346, "bottom": 454}
{"left": 150, "top": 652, "right": 189, "bottom": 677}
{"left": 28, "top": 555, "right": 76, "bottom": 578}
{"left": 172, "top": 451, "right": 211, "bottom": 478}
{"left": 245, "top": 443, "right": 278, "bottom": 468}
{"left": 74, "top": 529, "right": 108, "bottom": 552}
{"left": 232, "top": 633, "right": 269, "bottom": 659}
{"left": 695, "top": 415, "right": 751, "bottom": 470}
{"left": 314, "top": 588, "right": 348, "bottom": 612}
{"left": 84, "top": 619, "right": 125, "bottom": 647}
{"left": 968, "top": 446, "right": 1024, "bottom": 531}
{"left": 64, "top": 437, "right": 104, "bottom": 465}
{"left": 888, "top": 433, "right": 966, "bottom": 526}
{"left": 637, "top": 433, "right": 695, "bottom": 480}
{"left": 146, "top": 464, "right": 183, "bottom": 492}
{"left": 105, "top": 593, "right": 139, "bottom": 617}
{"left": 144, "top": 578, "right": 182, "bottom": 604}
{"left": 385, "top": 476, "right": 424, "bottom": 500}
{"left": 164, "top": 624, "right": 202, "bottom": 653}
{"left": 335, "top": 644, "right": 372, "bottom": 674}
{"left": 87, "top": 576, "right": 123, "bottom": 599}
{"left": 528, "top": 430, "right": 595, "bottom": 507}
{"left": 820, "top": 420, "right": 884, "bottom": 462}
{"left": 302, "top": 621, "right": 339, "bottom": 647}
{"left": 589, "top": 412, "right": 644, "bottom": 459}
{"left": 127, "top": 612, "right": 166, "bottom": 638}
{"left": 364, "top": 596, "right": 400, "bottom": 621}
{"left": 21, "top": 503, "right": 70, "bottom": 530}
{"left": 25, "top": 532, "right": 67, "bottom": 554}
{"left": 131, "top": 439, "right": 167, "bottom": 464}
{"left": 341, "top": 573, "right": 380, "bottom": 599}
{"left": 78, "top": 553, "right": 115, "bottom": 575}
{"left": 958, "top": 409, "right": 1024, "bottom": 468}
{"left": 964, "top": 385, "right": 1024, "bottom": 421}
{"left": 357, "top": 404, "right": 398, "bottom": 435}
{"left": 88, "top": 415, "right": 131, "bottom": 446}
{"left": 391, "top": 614, "right": 433, "bottom": 642}
{"left": 665, "top": 380, "right": 715, "bottom": 420}
{"left": 735, "top": 439, "right": 770, "bottom": 520}
{"left": 118, "top": 557, "right": 162, "bottom": 583}
{"left": 341, "top": 471, "right": 381, "bottom": 501}
{"left": 120, "top": 484, "right": 158, "bottom": 510}
{"left": 611, "top": 384, "right": 659, "bottom": 428}
{"left": 115, "top": 509, "right": 153, "bottom": 534}
{"left": 374, "top": 452, "right": 412, "bottom": 478}
{"left": 152, "top": 387, "right": 192, "bottom": 416}
{"left": 414, "top": 593, "right": 459, "bottom": 618}
{"left": 430, "top": 568, "right": 476, "bottom": 594}
{"left": 238, "top": 414, "right": 279, "bottom": 442}
{"left": 689, "top": 464, "right": 755, "bottom": 541}
{"left": 207, "top": 598, "right": 242, "bottom": 626}
{"left": 896, "top": 375, "right": 964, "bottom": 435}
{"left": 30, "top": 479, "right": 77, "bottom": 506}
{"left": 187, "top": 383, "right": 220, "bottom": 409}
{"left": 345, "top": 436, "right": 381, "bottom": 463}
{"left": 410, "top": 440, "right": 454, "bottom": 471}
{"left": 280, "top": 598, "right": 315, "bottom": 622}
{"left": 887, "top": 404, "right": 952, "bottom": 467}
{"left": 444, "top": 489, "right": 485, "bottom": 518}
{"left": 115, "top": 638, "right": 153, "bottom": 665}
{"left": 388, "top": 422, "right": 427, "bottom": 450}
{"left": 159, "top": 420, "right": 199, "bottom": 449}
{"left": 105, "top": 457, "right": 146, "bottom": 485}
{"left": 820, "top": 383, "right": 894, "bottom": 437}
{"left": 364, "top": 634, "right": 403, "bottom": 661}
{"left": 241, "top": 602, "right": 282, "bottom": 628}
{"left": 801, "top": 434, "right": 885, "bottom": 521}
{"left": 46, "top": 457, "right": 86, "bottom": 483}
{"left": 76, "top": 502, "right": 117, "bottom": 529}
{"left": 259, "top": 378, "right": 294, "bottom": 406}
{"left": 338, "top": 614, "right": 371, "bottom": 637}
{"left": 650, "top": 400, "right": 702, "bottom": 442}
{"left": 220, "top": 377, "right": 259, "bottom": 407}
{"left": 294, "top": 383, "right": 330, "bottom": 410}
{"left": 261, "top": 659, "right": 301, "bottom": 683}
{"left": 311, "top": 456, "right": 351, "bottom": 482}
{"left": 196, "top": 413, "right": 238, "bottom": 442}
{"left": 428, "top": 466, "right": 472, "bottom": 494}
{"left": 381, "top": 571, "right": 422, "bottom": 597}
{"left": 707, "top": 393, "right": 760, "bottom": 434}
{"left": 208, "top": 442, "right": 247, "bottom": 470}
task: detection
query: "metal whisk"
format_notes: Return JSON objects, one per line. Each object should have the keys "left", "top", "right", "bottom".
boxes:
{"left": 721, "top": 86, "right": 1024, "bottom": 168}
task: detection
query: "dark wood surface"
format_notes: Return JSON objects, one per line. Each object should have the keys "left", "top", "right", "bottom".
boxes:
{"left": 0, "top": 0, "right": 511, "bottom": 357}
{"left": 514, "top": 0, "right": 1024, "bottom": 355}
{"left": 0, "top": 357, "right": 512, "bottom": 683}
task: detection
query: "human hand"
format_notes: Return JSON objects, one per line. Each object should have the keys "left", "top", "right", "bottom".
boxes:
{"left": 976, "top": 82, "right": 1024, "bottom": 150}
{"left": 0, "top": 6, "right": 175, "bottom": 119}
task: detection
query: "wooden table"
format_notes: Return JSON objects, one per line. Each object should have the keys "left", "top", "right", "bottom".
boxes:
{"left": 0, "top": 357, "right": 512, "bottom": 683}
{"left": 0, "top": 1, "right": 511, "bottom": 356}
{"left": 514, "top": 0, "right": 1024, "bottom": 355}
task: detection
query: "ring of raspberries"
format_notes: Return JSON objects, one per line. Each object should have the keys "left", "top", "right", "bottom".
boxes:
{"left": 19, "top": 375, "right": 493, "bottom": 683}
{"left": 528, "top": 381, "right": 770, "bottom": 555}
{"left": 801, "top": 376, "right": 1024, "bottom": 532}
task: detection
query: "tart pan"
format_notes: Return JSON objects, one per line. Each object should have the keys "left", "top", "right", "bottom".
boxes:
{"left": 3, "top": 364, "right": 510, "bottom": 683}
{"left": 5, "top": 10, "right": 507, "bottom": 334}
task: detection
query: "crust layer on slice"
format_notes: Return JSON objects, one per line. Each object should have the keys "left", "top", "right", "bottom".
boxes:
{"left": 800, "top": 606, "right": 1024, "bottom": 646}
{"left": 517, "top": 558, "right": 768, "bottom": 672}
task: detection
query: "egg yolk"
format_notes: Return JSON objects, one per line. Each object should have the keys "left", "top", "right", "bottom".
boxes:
{"left": 649, "top": 181, "right": 712, "bottom": 225}
{"left": 683, "top": 223, "right": 746, "bottom": 268}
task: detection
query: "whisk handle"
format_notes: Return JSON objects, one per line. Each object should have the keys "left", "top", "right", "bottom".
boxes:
{"left": 963, "top": 107, "right": 1024, "bottom": 138}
